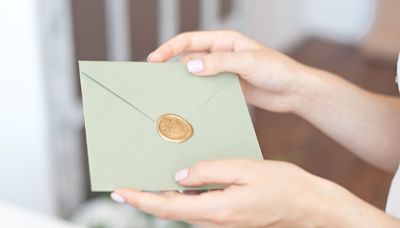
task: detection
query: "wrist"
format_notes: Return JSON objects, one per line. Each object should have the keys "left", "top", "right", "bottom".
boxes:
{"left": 289, "top": 64, "right": 331, "bottom": 116}
{"left": 310, "top": 179, "right": 351, "bottom": 227}
{"left": 294, "top": 176, "right": 344, "bottom": 227}
{"left": 296, "top": 176, "right": 360, "bottom": 228}
{"left": 308, "top": 177, "right": 399, "bottom": 228}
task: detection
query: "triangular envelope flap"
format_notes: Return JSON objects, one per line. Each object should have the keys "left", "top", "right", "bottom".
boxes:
{"left": 79, "top": 61, "right": 234, "bottom": 120}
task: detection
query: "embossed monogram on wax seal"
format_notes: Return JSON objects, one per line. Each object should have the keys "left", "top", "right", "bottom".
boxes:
{"left": 157, "top": 114, "right": 193, "bottom": 143}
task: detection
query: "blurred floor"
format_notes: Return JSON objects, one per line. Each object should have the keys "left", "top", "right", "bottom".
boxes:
{"left": 254, "top": 38, "right": 397, "bottom": 210}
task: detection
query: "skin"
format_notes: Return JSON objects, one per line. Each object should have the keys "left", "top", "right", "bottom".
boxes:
{"left": 113, "top": 30, "right": 400, "bottom": 227}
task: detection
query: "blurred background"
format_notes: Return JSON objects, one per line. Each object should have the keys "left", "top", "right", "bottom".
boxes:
{"left": 1, "top": 0, "right": 400, "bottom": 227}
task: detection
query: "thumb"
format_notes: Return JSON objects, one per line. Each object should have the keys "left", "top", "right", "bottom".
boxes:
{"left": 186, "top": 51, "right": 255, "bottom": 77}
{"left": 174, "top": 160, "right": 253, "bottom": 187}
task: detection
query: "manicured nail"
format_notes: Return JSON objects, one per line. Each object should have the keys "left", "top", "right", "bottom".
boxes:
{"left": 175, "top": 168, "right": 189, "bottom": 181}
{"left": 147, "top": 52, "right": 153, "bottom": 62}
{"left": 111, "top": 192, "right": 125, "bottom": 203}
{"left": 187, "top": 59, "right": 204, "bottom": 73}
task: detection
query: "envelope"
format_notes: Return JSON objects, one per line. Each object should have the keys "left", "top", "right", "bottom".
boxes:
{"left": 79, "top": 61, "right": 263, "bottom": 191}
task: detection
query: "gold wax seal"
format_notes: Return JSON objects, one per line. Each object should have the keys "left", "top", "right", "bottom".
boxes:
{"left": 157, "top": 114, "right": 193, "bottom": 143}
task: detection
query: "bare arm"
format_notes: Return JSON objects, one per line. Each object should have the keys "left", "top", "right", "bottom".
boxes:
{"left": 148, "top": 30, "right": 400, "bottom": 172}
{"left": 114, "top": 160, "right": 400, "bottom": 227}
{"left": 294, "top": 66, "right": 400, "bottom": 172}
{"left": 110, "top": 31, "right": 400, "bottom": 227}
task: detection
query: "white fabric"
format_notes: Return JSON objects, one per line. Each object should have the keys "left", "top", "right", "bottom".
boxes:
{"left": 396, "top": 53, "right": 400, "bottom": 93}
{"left": 386, "top": 165, "right": 400, "bottom": 218}
{"left": 385, "top": 52, "right": 400, "bottom": 218}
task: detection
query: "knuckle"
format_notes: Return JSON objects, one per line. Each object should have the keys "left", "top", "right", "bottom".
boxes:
{"left": 271, "top": 160, "right": 303, "bottom": 175}
{"left": 131, "top": 199, "right": 144, "bottom": 210}
{"left": 240, "top": 51, "right": 262, "bottom": 72}
{"left": 278, "top": 160, "right": 298, "bottom": 170}
{"left": 181, "top": 55, "right": 191, "bottom": 63}
{"left": 213, "top": 208, "right": 234, "bottom": 225}
{"left": 242, "top": 51, "right": 258, "bottom": 61}
{"left": 206, "top": 53, "right": 221, "bottom": 64}
{"left": 205, "top": 53, "right": 227, "bottom": 73}
{"left": 287, "top": 162, "right": 303, "bottom": 173}
{"left": 238, "top": 159, "right": 255, "bottom": 170}
{"left": 157, "top": 208, "right": 175, "bottom": 220}
{"left": 176, "top": 32, "right": 189, "bottom": 39}
{"left": 223, "top": 29, "right": 241, "bottom": 37}
{"left": 174, "top": 32, "right": 191, "bottom": 45}
{"left": 191, "top": 160, "right": 215, "bottom": 180}
{"left": 195, "top": 160, "right": 210, "bottom": 168}
{"left": 193, "top": 160, "right": 209, "bottom": 176}
{"left": 236, "top": 160, "right": 256, "bottom": 178}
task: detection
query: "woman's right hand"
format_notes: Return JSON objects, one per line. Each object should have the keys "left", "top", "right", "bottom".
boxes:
{"left": 147, "top": 30, "right": 317, "bottom": 113}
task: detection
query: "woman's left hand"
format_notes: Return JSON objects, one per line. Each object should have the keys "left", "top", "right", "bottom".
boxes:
{"left": 112, "top": 160, "right": 349, "bottom": 227}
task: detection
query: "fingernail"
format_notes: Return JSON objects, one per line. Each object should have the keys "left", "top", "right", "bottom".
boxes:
{"left": 110, "top": 192, "right": 125, "bottom": 203}
{"left": 174, "top": 168, "right": 188, "bottom": 181}
{"left": 147, "top": 52, "right": 153, "bottom": 62}
{"left": 187, "top": 59, "right": 204, "bottom": 73}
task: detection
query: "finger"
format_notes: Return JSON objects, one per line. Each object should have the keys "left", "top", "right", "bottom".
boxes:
{"left": 175, "top": 160, "right": 254, "bottom": 187}
{"left": 240, "top": 80, "right": 295, "bottom": 112}
{"left": 148, "top": 30, "right": 262, "bottom": 62}
{"left": 179, "top": 51, "right": 209, "bottom": 63}
{"left": 186, "top": 51, "right": 257, "bottom": 78}
{"left": 113, "top": 189, "right": 167, "bottom": 213}
{"left": 114, "top": 189, "right": 224, "bottom": 222}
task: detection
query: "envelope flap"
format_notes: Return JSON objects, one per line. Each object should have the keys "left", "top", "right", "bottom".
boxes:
{"left": 79, "top": 61, "right": 235, "bottom": 120}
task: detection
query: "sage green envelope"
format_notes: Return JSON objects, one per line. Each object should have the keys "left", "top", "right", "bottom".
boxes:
{"left": 79, "top": 61, "right": 263, "bottom": 191}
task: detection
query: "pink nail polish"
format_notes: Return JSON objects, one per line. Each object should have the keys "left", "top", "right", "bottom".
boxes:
{"left": 175, "top": 169, "right": 188, "bottom": 181}
{"left": 187, "top": 60, "right": 204, "bottom": 73}
{"left": 147, "top": 52, "right": 153, "bottom": 62}
{"left": 111, "top": 192, "right": 125, "bottom": 203}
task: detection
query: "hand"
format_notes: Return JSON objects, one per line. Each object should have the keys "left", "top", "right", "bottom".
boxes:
{"left": 147, "top": 30, "right": 315, "bottom": 113}
{"left": 147, "top": 30, "right": 400, "bottom": 172}
{"left": 112, "top": 160, "right": 342, "bottom": 227}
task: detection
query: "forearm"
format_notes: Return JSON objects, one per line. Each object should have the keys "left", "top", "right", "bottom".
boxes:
{"left": 313, "top": 179, "right": 400, "bottom": 227}
{"left": 293, "top": 65, "right": 400, "bottom": 172}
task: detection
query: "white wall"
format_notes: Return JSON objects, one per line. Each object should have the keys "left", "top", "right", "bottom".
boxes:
{"left": 0, "top": 1, "right": 56, "bottom": 214}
